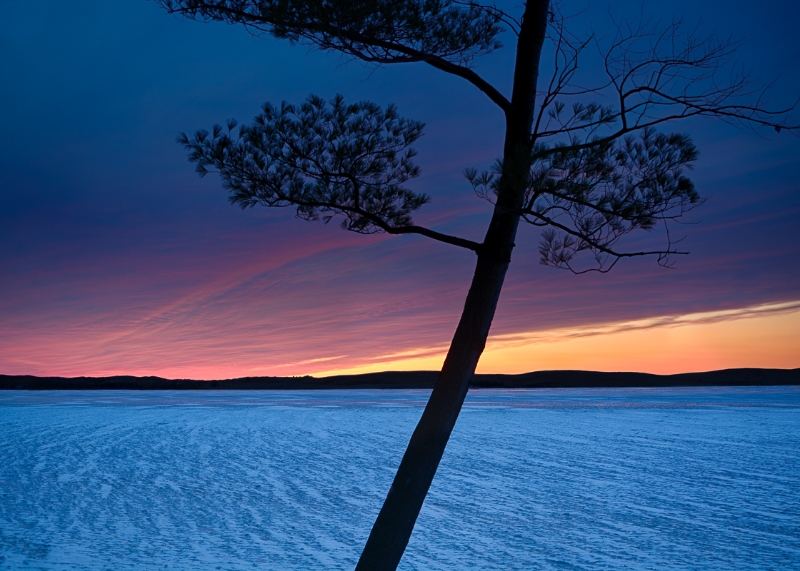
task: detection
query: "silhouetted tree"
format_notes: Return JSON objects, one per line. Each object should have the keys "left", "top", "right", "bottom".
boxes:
{"left": 158, "top": 1, "right": 797, "bottom": 568}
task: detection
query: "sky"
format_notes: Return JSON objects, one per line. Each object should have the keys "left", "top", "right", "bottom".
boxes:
{"left": 1, "top": 0, "right": 799, "bottom": 379}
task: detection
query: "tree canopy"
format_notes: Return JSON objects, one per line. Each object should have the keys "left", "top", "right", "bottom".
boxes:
{"left": 166, "top": 1, "right": 796, "bottom": 272}
{"left": 159, "top": 1, "right": 798, "bottom": 569}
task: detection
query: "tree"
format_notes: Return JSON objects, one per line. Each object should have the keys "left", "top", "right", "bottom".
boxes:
{"left": 158, "top": 1, "right": 797, "bottom": 568}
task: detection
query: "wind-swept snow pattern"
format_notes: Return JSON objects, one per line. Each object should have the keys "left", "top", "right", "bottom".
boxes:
{"left": 1, "top": 387, "right": 799, "bottom": 570}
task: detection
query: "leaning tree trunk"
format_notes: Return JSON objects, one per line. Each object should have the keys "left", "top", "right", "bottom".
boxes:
{"left": 355, "top": 3, "right": 550, "bottom": 570}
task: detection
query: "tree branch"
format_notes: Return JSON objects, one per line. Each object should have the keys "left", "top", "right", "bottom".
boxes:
{"left": 160, "top": 0, "right": 512, "bottom": 114}
{"left": 529, "top": 210, "right": 688, "bottom": 274}
{"left": 331, "top": 29, "right": 512, "bottom": 114}
{"left": 275, "top": 193, "right": 482, "bottom": 251}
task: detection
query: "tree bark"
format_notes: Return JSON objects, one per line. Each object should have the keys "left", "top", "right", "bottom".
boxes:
{"left": 354, "top": 2, "right": 551, "bottom": 570}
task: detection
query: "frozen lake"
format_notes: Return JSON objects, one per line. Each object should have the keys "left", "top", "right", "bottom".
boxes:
{"left": 1, "top": 387, "right": 799, "bottom": 570}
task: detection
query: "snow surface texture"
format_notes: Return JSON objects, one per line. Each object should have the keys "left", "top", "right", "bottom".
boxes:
{"left": 1, "top": 387, "right": 799, "bottom": 570}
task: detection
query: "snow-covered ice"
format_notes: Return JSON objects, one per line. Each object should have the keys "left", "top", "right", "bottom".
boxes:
{"left": 1, "top": 387, "right": 799, "bottom": 570}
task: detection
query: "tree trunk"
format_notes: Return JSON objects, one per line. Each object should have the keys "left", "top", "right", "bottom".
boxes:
{"left": 355, "top": 2, "right": 550, "bottom": 570}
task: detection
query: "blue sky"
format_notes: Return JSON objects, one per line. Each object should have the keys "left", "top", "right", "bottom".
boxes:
{"left": 1, "top": 0, "right": 798, "bottom": 378}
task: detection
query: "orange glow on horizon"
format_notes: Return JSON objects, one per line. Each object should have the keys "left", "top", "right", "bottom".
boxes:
{"left": 312, "top": 301, "right": 800, "bottom": 377}
{"left": 3, "top": 300, "right": 798, "bottom": 380}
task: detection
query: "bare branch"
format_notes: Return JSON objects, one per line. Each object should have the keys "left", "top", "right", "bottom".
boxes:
{"left": 531, "top": 13, "right": 798, "bottom": 150}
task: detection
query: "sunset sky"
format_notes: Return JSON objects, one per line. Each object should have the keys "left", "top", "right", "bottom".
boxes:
{"left": 1, "top": 0, "right": 798, "bottom": 379}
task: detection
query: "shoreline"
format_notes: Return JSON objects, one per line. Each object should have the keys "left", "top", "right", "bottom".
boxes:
{"left": 1, "top": 368, "right": 798, "bottom": 390}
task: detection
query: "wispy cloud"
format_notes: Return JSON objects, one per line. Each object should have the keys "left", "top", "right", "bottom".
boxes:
{"left": 488, "top": 300, "right": 800, "bottom": 347}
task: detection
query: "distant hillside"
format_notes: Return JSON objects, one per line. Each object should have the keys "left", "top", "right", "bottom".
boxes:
{"left": 1, "top": 368, "right": 798, "bottom": 390}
